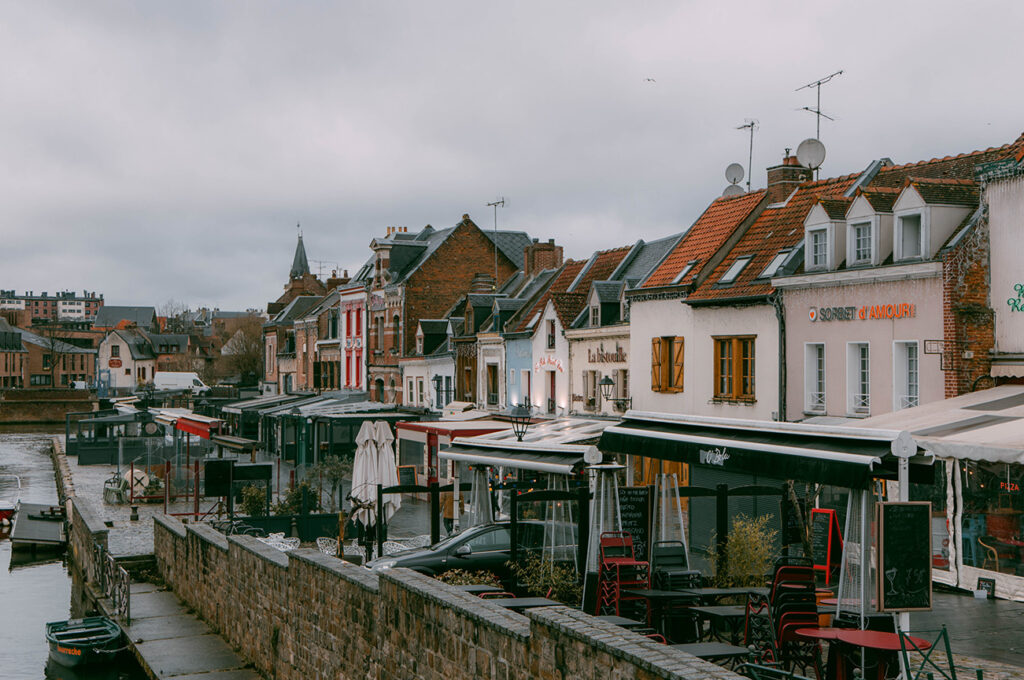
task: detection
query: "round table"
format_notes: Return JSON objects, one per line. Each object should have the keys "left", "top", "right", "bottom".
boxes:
{"left": 795, "top": 627, "right": 843, "bottom": 680}
{"left": 835, "top": 629, "right": 931, "bottom": 680}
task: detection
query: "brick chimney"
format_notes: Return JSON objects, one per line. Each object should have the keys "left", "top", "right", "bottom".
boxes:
{"left": 470, "top": 273, "right": 496, "bottom": 293}
{"left": 765, "top": 150, "right": 813, "bottom": 203}
{"left": 523, "top": 238, "right": 564, "bottom": 278}
{"left": 326, "top": 269, "right": 350, "bottom": 290}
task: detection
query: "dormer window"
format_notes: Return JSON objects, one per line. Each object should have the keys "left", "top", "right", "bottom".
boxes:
{"left": 590, "top": 306, "right": 600, "bottom": 326}
{"left": 808, "top": 228, "right": 829, "bottom": 270}
{"left": 850, "top": 221, "right": 873, "bottom": 265}
{"left": 760, "top": 249, "right": 792, "bottom": 279}
{"left": 416, "top": 334, "right": 423, "bottom": 354}
{"left": 719, "top": 256, "right": 753, "bottom": 284}
{"left": 896, "top": 212, "right": 924, "bottom": 261}
{"left": 671, "top": 260, "right": 697, "bottom": 285}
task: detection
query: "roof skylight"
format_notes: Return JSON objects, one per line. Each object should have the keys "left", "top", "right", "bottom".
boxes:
{"left": 671, "top": 260, "right": 698, "bottom": 285}
{"left": 719, "top": 256, "right": 753, "bottom": 283}
{"left": 759, "top": 250, "right": 791, "bottom": 279}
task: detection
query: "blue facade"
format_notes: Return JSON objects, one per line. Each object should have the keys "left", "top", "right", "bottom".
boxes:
{"left": 504, "top": 336, "right": 533, "bottom": 408}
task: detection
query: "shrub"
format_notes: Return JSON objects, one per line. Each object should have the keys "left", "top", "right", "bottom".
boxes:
{"left": 434, "top": 569, "right": 503, "bottom": 587}
{"left": 240, "top": 484, "right": 267, "bottom": 517}
{"left": 271, "top": 481, "right": 319, "bottom": 515}
{"left": 507, "top": 553, "right": 581, "bottom": 606}
{"left": 709, "top": 513, "right": 778, "bottom": 587}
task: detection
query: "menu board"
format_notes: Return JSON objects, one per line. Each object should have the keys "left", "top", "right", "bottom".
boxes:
{"left": 877, "top": 502, "right": 932, "bottom": 612}
{"left": 397, "top": 465, "right": 417, "bottom": 488}
{"left": 617, "top": 486, "right": 652, "bottom": 562}
{"left": 811, "top": 508, "right": 842, "bottom": 582}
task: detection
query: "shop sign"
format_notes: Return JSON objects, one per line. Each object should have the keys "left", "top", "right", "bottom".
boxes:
{"left": 809, "top": 302, "right": 916, "bottom": 322}
{"left": 999, "top": 481, "right": 1020, "bottom": 492}
{"left": 108, "top": 359, "right": 122, "bottom": 368}
{"left": 587, "top": 342, "right": 627, "bottom": 364}
{"left": 699, "top": 447, "right": 729, "bottom": 466}
{"left": 1008, "top": 283, "right": 1024, "bottom": 312}
{"left": 533, "top": 355, "right": 564, "bottom": 373}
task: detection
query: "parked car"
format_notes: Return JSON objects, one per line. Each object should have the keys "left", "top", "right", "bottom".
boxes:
{"left": 366, "top": 520, "right": 577, "bottom": 582}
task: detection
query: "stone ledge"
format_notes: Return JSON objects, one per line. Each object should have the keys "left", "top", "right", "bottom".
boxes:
{"left": 289, "top": 549, "right": 380, "bottom": 592}
{"left": 229, "top": 534, "right": 289, "bottom": 568}
{"left": 72, "top": 497, "right": 110, "bottom": 539}
{"left": 154, "top": 513, "right": 188, "bottom": 538}
{"left": 187, "top": 521, "right": 229, "bottom": 550}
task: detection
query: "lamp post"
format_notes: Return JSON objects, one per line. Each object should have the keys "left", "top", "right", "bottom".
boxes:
{"left": 599, "top": 375, "right": 631, "bottom": 412}
{"left": 506, "top": 402, "right": 532, "bottom": 442}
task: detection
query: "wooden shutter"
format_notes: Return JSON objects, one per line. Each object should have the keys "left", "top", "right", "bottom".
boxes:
{"left": 651, "top": 337, "right": 663, "bottom": 391}
{"left": 672, "top": 337, "right": 685, "bottom": 391}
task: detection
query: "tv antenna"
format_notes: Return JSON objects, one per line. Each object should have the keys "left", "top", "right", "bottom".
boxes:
{"left": 735, "top": 119, "right": 758, "bottom": 192}
{"left": 486, "top": 197, "right": 505, "bottom": 291}
{"left": 796, "top": 69, "right": 843, "bottom": 140}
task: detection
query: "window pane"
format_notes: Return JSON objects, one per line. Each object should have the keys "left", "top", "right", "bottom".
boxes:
{"left": 900, "top": 215, "right": 922, "bottom": 258}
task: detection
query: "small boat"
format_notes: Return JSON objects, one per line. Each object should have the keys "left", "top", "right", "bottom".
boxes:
{"left": 45, "top": 616, "right": 123, "bottom": 667}
{"left": 0, "top": 474, "right": 20, "bottom": 525}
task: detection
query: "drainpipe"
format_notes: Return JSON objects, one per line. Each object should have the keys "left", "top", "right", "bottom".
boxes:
{"left": 771, "top": 292, "right": 787, "bottom": 422}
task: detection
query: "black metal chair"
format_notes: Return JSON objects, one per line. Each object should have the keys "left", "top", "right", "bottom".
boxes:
{"left": 651, "top": 540, "right": 701, "bottom": 590}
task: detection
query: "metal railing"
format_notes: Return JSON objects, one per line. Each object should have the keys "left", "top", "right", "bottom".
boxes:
{"left": 93, "top": 541, "right": 131, "bottom": 623}
{"left": 898, "top": 394, "right": 919, "bottom": 409}
{"left": 851, "top": 393, "right": 870, "bottom": 414}
{"left": 806, "top": 392, "right": 825, "bottom": 412}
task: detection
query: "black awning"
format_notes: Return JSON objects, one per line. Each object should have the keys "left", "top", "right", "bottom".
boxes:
{"left": 440, "top": 444, "right": 587, "bottom": 475}
{"left": 600, "top": 415, "right": 932, "bottom": 489}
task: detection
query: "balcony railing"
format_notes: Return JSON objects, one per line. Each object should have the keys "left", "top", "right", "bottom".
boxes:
{"left": 898, "top": 394, "right": 919, "bottom": 410}
{"left": 851, "top": 393, "right": 870, "bottom": 414}
{"left": 806, "top": 391, "right": 825, "bottom": 412}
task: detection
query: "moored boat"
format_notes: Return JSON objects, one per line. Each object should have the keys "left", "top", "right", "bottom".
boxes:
{"left": 45, "top": 616, "right": 123, "bottom": 667}
{"left": 0, "top": 474, "right": 20, "bottom": 525}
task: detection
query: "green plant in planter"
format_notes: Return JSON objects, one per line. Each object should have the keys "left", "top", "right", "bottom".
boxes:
{"left": 434, "top": 569, "right": 503, "bottom": 587}
{"left": 271, "top": 481, "right": 319, "bottom": 515}
{"left": 507, "top": 553, "right": 581, "bottom": 606}
{"left": 240, "top": 484, "right": 267, "bottom": 517}
{"left": 708, "top": 513, "right": 779, "bottom": 587}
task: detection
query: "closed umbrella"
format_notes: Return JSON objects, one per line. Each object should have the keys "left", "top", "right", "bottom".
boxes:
{"left": 350, "top": 421, "right": 378, "bottom": 527}
{"left": 465, "top": 467, "right": 494, "bottom": 527}
{"left": 374, "top": 420, "right": 401, "bottom": 522}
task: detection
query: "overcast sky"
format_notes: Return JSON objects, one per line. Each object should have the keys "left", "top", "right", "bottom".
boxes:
{"left": 3, "top": 1, "right": 1022, "bottom": 311}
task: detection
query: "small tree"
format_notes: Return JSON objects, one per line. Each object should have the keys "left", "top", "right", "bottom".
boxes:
{"left": 709, "top": 514, "right": 779, "bottom": 587}
{"left": 221, "top": 315, "right": 265, "bottom": 386}
{"left": 309, "top": 455, "right": 353, "bottom": 512}
{"left": 240, "top": 484, "right": 268, "bottom": 517}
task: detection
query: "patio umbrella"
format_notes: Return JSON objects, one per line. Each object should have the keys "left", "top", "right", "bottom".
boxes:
{"left": 349, "top": 421, "right": 378, "bottom": 527}
{"left": 465, "top": 467, "right": 494, "bottom": 528}
{"left": 374, "top": 420, "right": 401, "bottom": 522}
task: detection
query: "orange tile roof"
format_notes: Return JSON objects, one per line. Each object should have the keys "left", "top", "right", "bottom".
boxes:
{"left": 855, "top": 187, "right": 901, "bottom": 213}
{"left": 904, "top": 177, "right": 979, "bottom": 207}
{"left": 687, "top": 174, "right": 858, "bottom": 302}
{"left": 871, "top": 134, "right": 1024, "bottom": 187}
{"left": 643, "top": 190, "right": 765, "bottom": 288}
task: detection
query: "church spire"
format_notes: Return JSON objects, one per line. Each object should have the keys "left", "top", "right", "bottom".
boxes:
{"left": 290, "top": 226, "right": 310, "bottom": 279}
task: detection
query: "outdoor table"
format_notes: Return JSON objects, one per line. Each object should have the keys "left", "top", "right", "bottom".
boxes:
{"left": 795, "top": 627, "right": 843, "bottom": 680}
{"left": 621, "top": 589, "right": 699, "bottom": 638}
{"left": 690, "top": 605, "right": 746, "bottom": 645}
{"left": 834, "top": 629, "right": 931, "bottom": 680}
{"left": 678, "top": 586, "right": 755, "bottom": 604}
{"left": 595, "top": 615, "right": 648, "bottom": 629}
{"left": 487, "top": 597, "right": 561, "bottom": 610}
{"left": 669, "top": 641, "right": 751, "bottom": 665}
{"left": 455, "top": 584, "right": 504, "bottom": 595}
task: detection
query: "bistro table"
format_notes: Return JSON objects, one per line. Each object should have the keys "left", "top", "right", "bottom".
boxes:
{"left": 669, "top": 641, "right": 752, "bottom": 665}
{"left": 455, "top": 584, "right": 505, "bottom": 595}
{"left": 595, "top": 615, "right": 648, "bottom": 630}
{"left": 690, "top": 605, "right": 747, "bottom": 645}
{"left": 795, "top": 627, "right": 843, "bottom": 680}
{"left": 835, "top": 629, "right": 931, "bottom": 680}
{"left": 487, "top": 597, "right": 561, "bottom": 611}
{"left": 679, "top": 586, "right": 759, "bottom": 604}
{"left": 621, "top": 589, "right": 699, "bottom": 638}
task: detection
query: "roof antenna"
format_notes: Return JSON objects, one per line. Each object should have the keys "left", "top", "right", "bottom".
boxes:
{"left": 486, "top": 198, "right": 505, "bottom": 292}
{"left": 735, "top": 119, "right": 759, "bottom": 192}
{"left": 796, "top": 70, "right": 843, "bottom": 142}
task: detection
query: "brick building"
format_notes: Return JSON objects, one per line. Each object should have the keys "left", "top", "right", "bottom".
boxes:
{"left": 0, "top": 289, "right": 104, "bottom": 323}
{"left": 364, "top": 217, "right": 530, "bottom": 404}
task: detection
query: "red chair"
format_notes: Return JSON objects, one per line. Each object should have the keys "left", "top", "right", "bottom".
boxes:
{"left": 596, "top": 531, "right": 650, "bottom": 617}
{"left": 479, "top": 591, "right": 515, "bottom": 599}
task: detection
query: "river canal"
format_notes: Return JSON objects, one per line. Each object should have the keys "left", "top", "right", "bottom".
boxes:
{"left": 0, "top": 431, "right": 145, "bottom": 680}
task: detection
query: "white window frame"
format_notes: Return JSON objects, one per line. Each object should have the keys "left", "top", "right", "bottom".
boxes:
{"left": 894, "top": 209, "right": 929, "bottom": 261}
{"left": 804, "top": 343, "right": 825, "bottom": 413}
{"left": 847, "top": 219, "right": 876, "bottom": 266}
{"left": 720, "top": 255, "right": 753, "bottom": 283}
{"left": 846, "top": 342, "right": 870, "bottom": 416}
{"left": 893, "top": 340, "right": 920, "bottom": 410}
{"left": 807, "top": 227, "right": 830, "bottom": 271}
{"left": 671, "top": 260, "right": 697, "bottom": 285}
{"left": 760, "top": 250, "right": 792, "bottom": 279}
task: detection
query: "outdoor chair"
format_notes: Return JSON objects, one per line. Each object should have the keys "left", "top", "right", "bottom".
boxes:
{"left": 735, "top": 663, "right": 816, "bottom": 680}
{"left": 650, "top": 540, "right": 700, "bottom": 590}
{"left": 978, "top": 535, "right": 1013, "bottom": 573}
{"left": 897, "top": 625, "right": 971, "bottom": 680}
{"left": 745, "top": 595, "right": 780, "bottom": 665}
{"left": 478, "top": 591, "right": 515, "bottom": 599}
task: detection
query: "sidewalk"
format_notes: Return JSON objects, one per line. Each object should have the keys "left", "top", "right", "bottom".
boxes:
{"left": 99, "top": 582, "right": 258, "bottom": 680}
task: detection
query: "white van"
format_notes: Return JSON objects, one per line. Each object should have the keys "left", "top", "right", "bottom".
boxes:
{"left": 153, "top": 371, "right": 211, "bottom": 395}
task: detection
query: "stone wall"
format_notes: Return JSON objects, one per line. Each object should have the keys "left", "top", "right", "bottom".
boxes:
{"left": 51, "top": 436, "right": 109, "bottom": 588}
{"left": 0, "top": 388, "right": 96, "bottom": 423}
{"left": 154, "top": 514, "right": 739, "bottom": 680}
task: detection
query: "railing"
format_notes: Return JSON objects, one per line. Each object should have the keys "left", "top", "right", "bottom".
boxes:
{"left": 806, "top": 392, "right": 825, "bottom": 412}
{"left": 852, "top": 393, "right": 870, "bottom": 414}
{"left": 898, "top": 394, "right": 919, "bottom": 409}
{"left": 93, "top": 541, "right": 131, "bottom": 623}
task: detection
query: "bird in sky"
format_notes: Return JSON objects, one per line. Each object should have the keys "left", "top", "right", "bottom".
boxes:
{"left": 644, "top": 78, "right": 656, "bottom": 83}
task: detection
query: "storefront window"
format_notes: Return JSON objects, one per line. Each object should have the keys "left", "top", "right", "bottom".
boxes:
{"left": 910, "top": 463, "right": 950, "bottom": 572}
{"left": 960, "top": 461, "right": 1024, "bottom": 576}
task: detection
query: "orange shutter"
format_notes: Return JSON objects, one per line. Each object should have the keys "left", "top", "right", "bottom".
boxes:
{"left": 651, "top": 337, "right": 663, "bottom": 391}
{"left": 672, "top": 337, "right": 685, "bottom": 390}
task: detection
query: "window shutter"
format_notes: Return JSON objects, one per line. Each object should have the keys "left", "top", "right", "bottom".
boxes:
{"left": 651, "top": 337, "right": 663, "bottom": 391}
{"left": 672, "top": 337, "right": 685, "bottom": 390}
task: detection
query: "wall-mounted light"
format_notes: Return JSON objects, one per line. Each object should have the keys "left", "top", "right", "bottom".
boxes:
{"left": 599, "top": 376, "right": 631, "bottom": 412}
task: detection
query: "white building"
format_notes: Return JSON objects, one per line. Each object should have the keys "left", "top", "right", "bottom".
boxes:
{"left": 98, "top": 329, "right": 157, "bottom": 392}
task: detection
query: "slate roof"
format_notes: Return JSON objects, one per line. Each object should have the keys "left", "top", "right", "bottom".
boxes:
{"left": 290, "top": 234, "right": 310, "bottom": 278}
{"left": 818, "top": 198, "right": 853, "bottom": 220}
{"left": 384, "top": 225, "right": 456, "bottom": 286}
{"left": 483, "top": 230, "right": 533, "bottom": 269}
{"left": 267, "top": 296, "right": 321, "bottom": 326}
{"left": 687, "top": 175, "right": 858, "bottom": 303}
{"left": 643, "top": 190, "right": 765, "bottom": 289}
{"left": 18, "top": 328, "right": 96, "bottom": 355}
{"left": 112, "top": 329, "right": 157, "bottom": 360}
{"left": 593, "top": 281, "right": 625, "bottom": 303}
{"left": 93, "top": 305, "right": 157, "bottom": 329}
{"left": 418, "top": 319, "right": 449, "bottom": 335}
{"left": 508, "top": 260, "right": 585, "bottom": 333}
{"left": 905, "top": 178, "right": 980, "bottom": 206}
{"left": 610, "top": 234, "right": 686, "bottom": 289}
{"left": 298, "top": 290, "right": 339, "bottom": 321}
{"left": 142, "top": 332, "right": 190, "bottom": 353}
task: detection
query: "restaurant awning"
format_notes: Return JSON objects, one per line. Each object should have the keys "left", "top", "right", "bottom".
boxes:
{"left": 176, "top": 415, "right": 222, "bottom": 440}
{"left": 440, "top": 443, "right": 598, "bottom": 475}
{"left": 599, "top": 412, "right": 932, "bottom": 489}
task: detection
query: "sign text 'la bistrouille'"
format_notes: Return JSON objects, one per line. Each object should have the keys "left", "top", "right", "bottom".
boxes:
{"left": 809, "top": 302, "right": 916, "bottom": 322}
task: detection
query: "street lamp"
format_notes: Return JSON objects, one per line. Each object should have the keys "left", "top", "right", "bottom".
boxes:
{"left": 506, "top": 402, "right": 532, "bottom": 442}
{"left": 599, "top": 375, "right": 631, "bottom": 412}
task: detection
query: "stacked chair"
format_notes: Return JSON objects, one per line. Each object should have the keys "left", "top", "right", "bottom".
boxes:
{"left": 746, "top": 557, "right": 821, "bottom": 677}
{"left": 596, "top": 531, "right": 650, "bottom": 618}
{"left": 650, "top": 540, "right": 703, "bottom": 590}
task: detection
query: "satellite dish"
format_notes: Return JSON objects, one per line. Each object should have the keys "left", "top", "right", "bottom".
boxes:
{"left": 796, "top": 138, "right": 826, "bottom": 170}
{"left": 722, "top": 184, "right": 745, "bottom": 198}
{"left": 725, "top": 163, "right": 745, "bottom": 185}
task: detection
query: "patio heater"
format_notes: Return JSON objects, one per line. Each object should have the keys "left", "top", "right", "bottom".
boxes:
{"left": 582, "top": 463, "right": 623, "bottom": 611}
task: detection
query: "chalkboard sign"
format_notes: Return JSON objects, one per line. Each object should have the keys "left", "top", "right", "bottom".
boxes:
{"left": 397, "top": 465, "right": 417, "bottom": 487}
{"left": 617, "top": 486, "right": 652, "bottom": 562}
{"left": 877, "top": 502, "right": 932, "bottom": 612}
{"left": 783, "top": 495, "right": 809, "bottom": 546}
{"left": 977, "top": 577, "right": 995, "bottom": 599}
{"left": 811, "top": 508, "right": 842, "bottom": 582}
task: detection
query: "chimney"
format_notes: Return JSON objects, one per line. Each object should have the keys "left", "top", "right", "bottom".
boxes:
{"left": 470, "top": 273, "right": 496, "bottom": 293}
{"left": 765, "top": 149, "right": 813, "bottom": 203}
{"left": 326, "top": 269, "right": 350, "bottom": 289}
{"left": 523, "top": 238, "right": 564, "bottom": 278}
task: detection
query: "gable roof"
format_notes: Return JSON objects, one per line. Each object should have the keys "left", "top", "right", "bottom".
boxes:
{"left": 267, "top": 296, "right": 321, "bottom": 326}
{"left": 593, "top": 280, "right": 625, "bottom": 303}
{"left": 904, "top": 177, "right": 980, "bottom": 207}
{"left": 110, "top": 328, "right": 157, "bottom": 360}
{"left": 816, "top": 197, "right": 853, "bottom": 220}
{"left": 854, "top": 187, "right": 901, "bottom": 214}
{"left": 508, "top": 260, "right": 585, "bottom": 333}
{"left": 550, "top": 292, "right": 588, "bottom": 328}
{"left": 869, "top": 135, "right": 1024, "bottom": 187}
{"left": 688, "top": 175, "right": 858, "bottom": 303}
{"left": 643, "top": 190, "right": 765, "bottom": 289}
{"left": 93, "top": 305, "right": 157, "bottom": 329}
{"left": 483, "top": 230, "right": 533, "bottom": 269}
